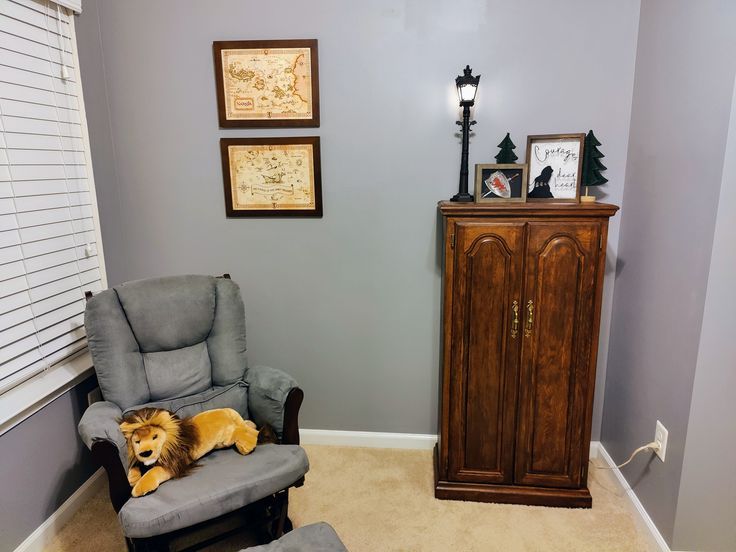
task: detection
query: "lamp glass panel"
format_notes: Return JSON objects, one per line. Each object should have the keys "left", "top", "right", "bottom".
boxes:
{"left": 459, "top": 83, "right": 477, "bottom": 103}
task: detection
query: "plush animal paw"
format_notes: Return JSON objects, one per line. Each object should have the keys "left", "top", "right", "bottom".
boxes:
{"left": 127, "top": 466, "right": 142, "bottom": 486}
{"left": 234, "top": 425, "right": 259, "bottom": 455}
{"left": 132, "top": 477, "right": 159, "bottom": 497}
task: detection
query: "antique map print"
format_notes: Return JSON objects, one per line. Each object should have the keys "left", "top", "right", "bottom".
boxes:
{"left": 221, "top": 47, "right": 313, "bottom": 121}
{"left": 228, "top": 144, "right": 315, "bottom": 210}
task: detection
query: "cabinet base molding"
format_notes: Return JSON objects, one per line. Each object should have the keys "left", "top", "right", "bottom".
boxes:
{"left": 433, "top": 446, "right": 592, "bottom": 508}
{"left": 434, "top": 479, "right": 592, "bottom": 508}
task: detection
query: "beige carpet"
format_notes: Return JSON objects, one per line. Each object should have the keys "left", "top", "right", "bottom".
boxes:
{"left": 46, "top": 445, "right": 657, "bottom": 552}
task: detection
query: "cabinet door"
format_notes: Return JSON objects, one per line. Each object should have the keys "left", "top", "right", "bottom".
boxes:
{"left": 448, "top": 222, "right": 525, "bottom": 484}
{"left": 515, "top": 222, "right": 600, "bottom": 488}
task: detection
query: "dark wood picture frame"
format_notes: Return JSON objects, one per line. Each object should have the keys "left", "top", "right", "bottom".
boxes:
{"left": 213, "top": 39, "right": 320, "bottom": 128}
{"left": 474, "top": 163, "right": 528, "bottom": 203}
{"left": 220, "top": 137, "right": 323, "bottom": 218}
{"left": 525, "top": 133, "right": 585, "bottom": 203}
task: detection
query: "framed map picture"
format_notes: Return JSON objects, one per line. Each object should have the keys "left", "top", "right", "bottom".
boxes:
{"left": 213, "top": 39, "right": 320, "bottom": 128}
{"left": 526, "top": 134, "right": 585, "bottom": 202}
{"left": 220, "top": 137, "right": 322, "bottom": 217}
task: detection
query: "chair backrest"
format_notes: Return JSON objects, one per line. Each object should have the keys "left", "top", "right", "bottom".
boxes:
{"left": 85, "top": 275, "right": 247, "bottom": 410}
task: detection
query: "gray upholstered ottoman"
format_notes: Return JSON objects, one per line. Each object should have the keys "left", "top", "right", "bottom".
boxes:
{"left": 247, "top": 522, "right": 347, "bottom": 551}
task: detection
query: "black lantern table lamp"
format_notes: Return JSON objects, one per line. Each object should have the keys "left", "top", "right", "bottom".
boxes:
{"left": 451, "top": 65, "right": 480, "bottom": 202}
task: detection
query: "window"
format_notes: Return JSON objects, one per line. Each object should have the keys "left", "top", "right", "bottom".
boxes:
{"left": 0, "top": 0, "right": 105, "bottom": 397}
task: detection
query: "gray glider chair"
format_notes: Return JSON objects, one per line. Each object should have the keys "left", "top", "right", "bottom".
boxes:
{"left": 77, "top": 274, "right": 308, "bottom": 551}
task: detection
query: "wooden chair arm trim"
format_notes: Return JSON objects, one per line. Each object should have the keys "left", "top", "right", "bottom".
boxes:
{"left": 90, "top": 441, "right": 131, "bottom": 512}
{"left": 281, "top": 387, "right": 304, "bottom": 445}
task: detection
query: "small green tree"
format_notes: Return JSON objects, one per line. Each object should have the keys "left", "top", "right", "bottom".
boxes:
{"left": 495, "top": 133, "right": 518, "bottom": 164}
{"left": 581, "top": 130, "right": 608, "bottom": 188}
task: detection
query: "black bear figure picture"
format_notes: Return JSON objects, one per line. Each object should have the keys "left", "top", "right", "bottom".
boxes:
{"left": 528, "top": 166, "right": 554, "bottom": 199}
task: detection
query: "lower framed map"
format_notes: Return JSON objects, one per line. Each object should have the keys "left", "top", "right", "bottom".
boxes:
{"left": 220, "top": 137, "right": 323, "bottom": 217}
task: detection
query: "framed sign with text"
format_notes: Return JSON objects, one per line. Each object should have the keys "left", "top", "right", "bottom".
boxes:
{"left": 213, "top": 39, "right": 320, "bottom": 128}
{"left": 525, "top": 134, "right": 585, "bottom": 202}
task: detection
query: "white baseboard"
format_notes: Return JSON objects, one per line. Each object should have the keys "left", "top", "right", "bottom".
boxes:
{"left": 14, "top": 468, "right": 106, "bottom": 552}
{"left": 300, "top": 428, "right": 438, "bottom": 450}
{"left": 301, "top": 433, "right": 601, "bottom": 455}
{"left": 590, "top": 440, "right": 601, "bottom": 459}
{"left": 595, "top": 443, "right": 678, "bottom": 552}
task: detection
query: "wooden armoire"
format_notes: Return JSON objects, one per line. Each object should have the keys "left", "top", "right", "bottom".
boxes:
{"left": 434, "top": 201, "right": 618, "bottom": 508}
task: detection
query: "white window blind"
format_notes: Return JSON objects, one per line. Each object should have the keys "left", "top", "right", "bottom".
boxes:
{"left": 0, "top": 0, "right": 103, "bottom": 395}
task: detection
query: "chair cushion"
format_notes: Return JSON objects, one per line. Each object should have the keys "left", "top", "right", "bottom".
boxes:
{"left": 142, "top": 342, "right": 212, "bottom": 400}
{"left": 118, "top": 445, "right": 309, "bottom": 538}
{"left": 115, "top": 275, "right": 216, "bottom": 353}
{"left": 123, "top": 381, "right": 248, "bottom": 420}
{"left": 246, "top": 522, "right": 348, "bottom": 551}
{"left": 86, "top": 275, "right": 248, "bottom": 410}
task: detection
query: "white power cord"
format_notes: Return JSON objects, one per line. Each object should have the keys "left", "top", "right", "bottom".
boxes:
{"left": 595, "top": 441, "right": 660, "bottom": 470}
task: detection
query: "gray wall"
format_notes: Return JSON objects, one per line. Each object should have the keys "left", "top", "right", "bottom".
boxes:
{"left": 75, "top": 0, "right": 640, "bottom": 436}
{"left": 0, "top": 377, "right": 97, "bottom": 551}
{"left": 672, "top": 75, "right": 736, "bottom": 552}
{"left": 600, "top": 0, "right": 736, "bottom": 546}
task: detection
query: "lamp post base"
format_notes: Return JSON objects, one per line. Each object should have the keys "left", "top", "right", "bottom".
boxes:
{"left": 450, "top": 192, "right": 474, "bottom": 202}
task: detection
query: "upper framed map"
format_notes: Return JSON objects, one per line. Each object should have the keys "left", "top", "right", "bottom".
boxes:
{"left": 213, "top": 39, "right": 320, "bottom": 128}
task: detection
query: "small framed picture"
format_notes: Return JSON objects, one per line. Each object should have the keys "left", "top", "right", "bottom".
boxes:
{"left": 475, "top": 164, "right": 528, "bottom": 203}
{"left": 213, "top": 39, "right": 320, "bottom": 128}
{"left": 525, "top": 134, "right": 585, "bottom": 202}
{"left": 220, "top": 137, "right": 322, "bottom": 217}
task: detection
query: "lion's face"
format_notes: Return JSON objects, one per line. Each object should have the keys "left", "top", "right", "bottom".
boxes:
{"left": 120, "top": 408, "right": 183, "bottom": 468}
{"left": 128, "top": 425, "right": 167, "bottom": 465}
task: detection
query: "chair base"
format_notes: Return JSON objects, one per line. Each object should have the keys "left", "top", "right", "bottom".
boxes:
{"left": 125, "top": 485, "right": 299, "bottom": 552}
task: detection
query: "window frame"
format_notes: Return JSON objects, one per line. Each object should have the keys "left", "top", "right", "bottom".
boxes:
{"left": 0, "top": 4, "right": 107, "bottom": 436}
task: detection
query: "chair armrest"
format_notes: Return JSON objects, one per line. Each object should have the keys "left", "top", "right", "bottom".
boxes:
{"left": 245, "top": 365, "right": 302, "bottom": 443}
{"left": 78, "top": 401, "right": 131, "bottom": 512}
{"left": 78, "top": 401, "right": 127, "bottom": 465}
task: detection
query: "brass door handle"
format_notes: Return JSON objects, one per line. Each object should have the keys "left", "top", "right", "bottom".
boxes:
{"left": 511, "top": 301, "right": 519, "bottom": 339}
{"left": 524, "top": 300, "right": 534, "bottom": 337}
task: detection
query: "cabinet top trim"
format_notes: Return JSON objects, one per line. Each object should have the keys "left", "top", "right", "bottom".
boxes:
{"left": 438, "top": 201, "right": 619, "bottom": 218}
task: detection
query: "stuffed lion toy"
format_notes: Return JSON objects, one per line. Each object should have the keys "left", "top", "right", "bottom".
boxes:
{"left": 119, "top": 407, "right": 259, "bottom": 497}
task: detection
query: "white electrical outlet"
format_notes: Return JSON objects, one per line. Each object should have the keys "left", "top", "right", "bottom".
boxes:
{"left": 654, "top": 420, "right": 668, "bottom": 462}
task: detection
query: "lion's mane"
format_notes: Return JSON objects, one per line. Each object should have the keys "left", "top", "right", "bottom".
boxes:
{"left": 120, "top": 408, "right": 199, "bottom": 478}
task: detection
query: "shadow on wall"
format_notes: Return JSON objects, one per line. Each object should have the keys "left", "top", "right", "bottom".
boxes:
{"left": 614, "top": 257, "right": 626, "bottom": 279}
{"left": 46, "top": 377, "right": 100, "bottom": 516}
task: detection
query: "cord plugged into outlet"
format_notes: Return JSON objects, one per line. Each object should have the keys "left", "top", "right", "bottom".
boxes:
{"left": 595, "top": 420, "right": 669, "bottom": 470}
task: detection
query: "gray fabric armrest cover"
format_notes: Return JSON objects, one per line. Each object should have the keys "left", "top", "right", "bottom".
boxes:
{"left": 78, "top": 401, "right": 127, "bottom": 467}
{"left": 245, "top": 365, "right": 298, "bottom": 438}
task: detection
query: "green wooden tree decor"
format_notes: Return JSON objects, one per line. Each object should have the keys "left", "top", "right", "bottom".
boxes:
{"left": 494, "top": 132, "right": 518, "bottom": 163}
{"left": 580, "top": 130, "right": 608, "bottom": 203}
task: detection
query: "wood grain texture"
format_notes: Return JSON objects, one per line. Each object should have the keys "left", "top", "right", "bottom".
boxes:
{"left": 448, "top": 222, "right": 524, "bottom": 484}
{"left": 438, "top": 201, "right": 618, "bottom": 218}
{"left": 435, "top": 204, "right": 617, "bottom": 508}
{"left": 435, "top": 446, "right": 592, "bottom": 508}
{"left": 515, "top": 223, "right": 599, "bottom": 488}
